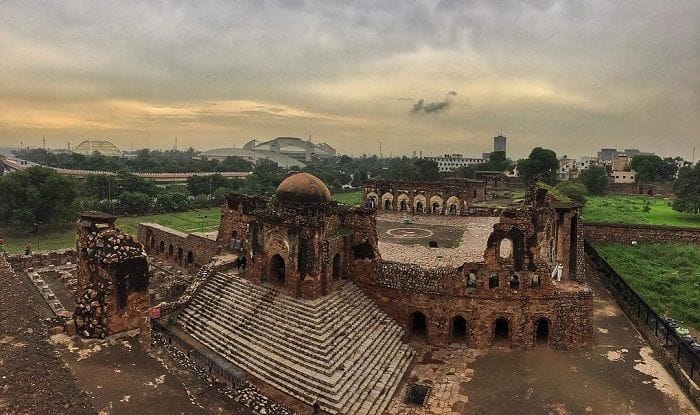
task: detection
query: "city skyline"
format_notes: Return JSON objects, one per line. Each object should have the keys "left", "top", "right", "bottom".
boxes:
{"left": 1, "top": 1, "right": 699, "bottom": 160}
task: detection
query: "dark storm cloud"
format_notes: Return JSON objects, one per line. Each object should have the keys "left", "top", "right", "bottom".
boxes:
{"left": 410, "top": 92, "right": 458, "bottom": 116}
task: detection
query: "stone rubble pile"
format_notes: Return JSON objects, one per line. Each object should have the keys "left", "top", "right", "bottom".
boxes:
{"left": 74, "top": 281, "right": 109, "bottom": 338}
{"left": 156, "top": 263, "right": 216, "bottom": 316}
{"left": 83, "top": 228, "right": 146, "bottom": 264}
{"left": 151, "top": 331, "right": 294, "bottom": 415}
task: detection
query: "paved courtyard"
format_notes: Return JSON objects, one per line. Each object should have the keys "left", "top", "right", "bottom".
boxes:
{"left": 387, "top": 258, "right": 697, "bottom": 414}
{"left": 377, "top": 213, "right": 501, "bottom": 267}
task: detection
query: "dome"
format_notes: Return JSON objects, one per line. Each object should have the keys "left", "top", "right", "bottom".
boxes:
{"left": 276, "top": 173, "right": 332, "bottom": 204}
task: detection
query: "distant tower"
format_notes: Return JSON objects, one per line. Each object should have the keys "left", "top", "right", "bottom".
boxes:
{"left": 493, "top": 134, "right": 507, "bottom": 154}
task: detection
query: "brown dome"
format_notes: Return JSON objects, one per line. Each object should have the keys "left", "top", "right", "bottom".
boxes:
{"left": 276, "top": 173, "right": 332, "bottom": 204}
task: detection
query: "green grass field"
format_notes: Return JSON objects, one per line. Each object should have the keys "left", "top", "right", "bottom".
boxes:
{"left": 583, "top": 195, "right": 700, "bottom": 227}
{"left": 596, "top": 243, "right": 700, "bottom": 331}
{"left": 1, "top": 208, "right": 221, "bottom": 255}
{"left": 333, "top": 190, "right": 362, "bottom": 206}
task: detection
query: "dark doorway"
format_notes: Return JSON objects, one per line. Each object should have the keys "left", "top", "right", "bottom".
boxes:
{"left": 384, "top": 199, "right": 392, "bottom": 210}
{"left": 410, "top": 311, "right": 427, "bottom": 338}
{"left": 568, "top": 216, "right": 578, "bottom": 279}
{"left": 332, "top": 254, "right": 342, "bottom": 280}
{"left": 449, "top": 204, "right": 457, "bottom": 215}
{"left": 432, "top": 202, "right": 440, "bottom": 213}
{"left": 536, "top": 318, "right": 550, "bottom": 344}
{"left": 647, "top": 189, "right": 654, "bottom": 196}
{"left": 168, "top": 244, "right": 174, "bottom": 258}
{"left": 489, "top": 274, "right": 499, "bottom": 289}
{"left": 159, "top": 241, "right": 165, "bottom": 253}
{"left": 416, "top": 201, "right": 424, "bottom": 213}
{"left": 509, "top": 274, "right": 520, "bottom": 289}
{"left": 452, "top": 316, "right": 467, "bottom": 342}
{"left": 177, "top": 247, "right": 183, "bottom": 264}
{"left": 494, "top": 318, "right": 509, "bottom": 344}
{"left": 400, "top": 200, "right": 407, "bottom": 211}
{"left": 269, "top": 254, "right": 285, "bottom": 285}
{"left": 187, "top": 251, "right": 194, "bottom": 265}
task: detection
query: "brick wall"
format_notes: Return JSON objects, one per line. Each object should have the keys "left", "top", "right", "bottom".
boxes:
{"left": 607, "top": 182, "right": 674, "bottom": 197}
{"left": 138, "top": 223, "right": 220, "bottom": 268}
{"left": 7, "top": 249, "right": 77, "bottom": 272}
{"left": 583, "top": 222, "right": 700, "bottom": 244}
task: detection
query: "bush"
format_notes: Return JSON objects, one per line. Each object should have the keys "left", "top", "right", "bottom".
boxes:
{"left": 555, "top": 181, "right": 588, "bottom": 204}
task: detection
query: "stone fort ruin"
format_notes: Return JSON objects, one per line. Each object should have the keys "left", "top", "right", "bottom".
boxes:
{"left": 137, "top": 172, "right": 592, "bottom": 413}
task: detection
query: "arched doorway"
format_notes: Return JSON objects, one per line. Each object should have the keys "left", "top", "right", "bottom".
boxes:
{"left": 167, "top": 244, "right": 174, "bottom": 258}
{"left": 416, "top": 201, "right": 424, "bottom": 213}
{"left": 159, "top": 241, "right": 165, "bottom": 253}
{"left": 432, "top": 202, "right": 440, "bottom": 213}
{"left": 177, "top": 247, "right": 183, "bottom": 264}
{"left": 400, "top": 200, "right": 407, "bottom": 211}
{"left": 452, "top": 316, "right": 467, "bottom": 342}
{"left": 494, "top": 318, "right": 510, "bottom": 345}
{"left": 269, "top": 254, "right": 285, "bottom": 285}
{"left": 384, "top": 199, "right": 392, "bottom": 210}
{"left": 449, "top": 204, "right": 457, "bottom": 215}
{"left": 409, "top": 311, "right": 427, "bottom": 339}
{"left": 187, "top": 251, "right": 194, "bottom": 266}
{"left": 332, "top": 254, "right": 342, "bottom": 280}
{"left": 535, "top": 318, "right": 550, "bottom": 345}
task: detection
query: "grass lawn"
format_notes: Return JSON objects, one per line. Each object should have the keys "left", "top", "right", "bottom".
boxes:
{"left": 333, "top": 190, "right": 362, "bottom": 206}
{"left": 596, "top": 242, "right": 700, "bottom": 331}
{"left": 584, "top": 195, "right": 700, "bottom": 227}
{"left": 1, "top": 207, "right": 221, "bottom": 255}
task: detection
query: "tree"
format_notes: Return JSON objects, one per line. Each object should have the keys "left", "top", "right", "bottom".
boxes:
{"left": 555, "top": 181, "right": 588, "bottom": 204}
{"left": 485, "top": 151, "right": 511, "bottom": 172}
{"left": 351, "top": 170, "right": 368, "bottom": 187}
{"left": 413, "top": 159, "right": 439, "bottom": 181}
{"left": 186, "top": 174, "right": 232, "bottom": 196}
{"left": 516, "top": 147, "right": 558, "bottom": 185}
{"left": 578, "top": 166, "right": 608, "bottom": 195}
{"left": 672, "top": 163, "right": 700, "bottom": 213}
{"left": 630, "top": 155, "right": 677, "bottom": 183}
{"left": 0, "top": 167, "right": 78, "bottom": 230}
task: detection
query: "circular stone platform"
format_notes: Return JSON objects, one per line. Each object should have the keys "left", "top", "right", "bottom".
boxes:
{"left": 386, "top": 227, "right": 434, "bottom": 238}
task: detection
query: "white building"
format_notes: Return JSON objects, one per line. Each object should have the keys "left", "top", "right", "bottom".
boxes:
{"left": 423, "top": 154, "right": 484, "bottom": 172}
{"left": 612, "top": 170, "right": 636, "bottom": 183}
{"left": 557, "top": 155, "right": 578, "bottom": 180}
{"left": 578, "top": 156, "right": 599, "bottom": 171}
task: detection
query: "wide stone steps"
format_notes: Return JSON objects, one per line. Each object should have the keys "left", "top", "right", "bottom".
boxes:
{"left": 177, "top": 272, "right": 414, "bottom": 414}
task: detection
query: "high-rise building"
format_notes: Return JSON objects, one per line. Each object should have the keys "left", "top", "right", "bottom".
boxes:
{"left": 493, "top": 135, "right": 507, "bottom": 154}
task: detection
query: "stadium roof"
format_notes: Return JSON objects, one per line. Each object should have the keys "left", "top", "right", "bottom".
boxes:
{"left": 198, "top": 147, "right": 306, "bottom": 168}
{"left": 72, "top": 140, "right": 122, "bottom": 157}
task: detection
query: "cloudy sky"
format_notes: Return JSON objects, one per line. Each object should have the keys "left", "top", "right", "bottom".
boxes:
{"left": 1, "top": 1, "right": 698, "bottom": 159}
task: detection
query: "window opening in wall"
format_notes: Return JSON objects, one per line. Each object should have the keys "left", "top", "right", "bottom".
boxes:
{"left": 499, "top": 238, "right": 512, "bottom": 259}
{"left": 489, "top": 274, "right": 499, "bottom": 289}
{"left": 494, "top": 318, "right": 509, "bottom": 344}
{"left": 452, "top": 316, "right": 467, "bottom": 342}
{"left": 536, "top": 318, "right": 550, "bottom": 344}
{"left": 509, "top": 274, "right": 520, "bottom": 289}
{"left": 410, "top": 311, "right": 427, "bottom": 338}
{"left": 467, "top": 270, "right": 477, "bottom": 288}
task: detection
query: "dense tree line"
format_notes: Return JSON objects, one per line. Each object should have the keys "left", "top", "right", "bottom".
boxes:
{"left": 12, "top": 148, "right": 253, "bottom": 173}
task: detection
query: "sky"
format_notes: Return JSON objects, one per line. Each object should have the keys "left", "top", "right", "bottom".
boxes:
{"left": 1, "top": 1, "right": 699, "bottom": 160}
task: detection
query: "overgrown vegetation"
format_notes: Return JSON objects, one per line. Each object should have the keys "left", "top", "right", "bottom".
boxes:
{"left": 596, "top": 243, "right": 700, "bottom": 331}
{"left": 583, "top": 195, "right": 700, "bottom": 227}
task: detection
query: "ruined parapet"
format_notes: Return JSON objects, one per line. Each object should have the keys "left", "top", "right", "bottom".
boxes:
{"left": 74, "top": 211, "right": 149, "bottom": 339}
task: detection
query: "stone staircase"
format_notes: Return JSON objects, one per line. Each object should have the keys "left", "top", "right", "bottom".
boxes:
{"left": 177, "top": 272, "right": 414, "bottom": 414}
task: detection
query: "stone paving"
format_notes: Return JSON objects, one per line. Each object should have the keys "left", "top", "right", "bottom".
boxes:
{"left": 377, "top": 213, "right": 500, "bottom": 268}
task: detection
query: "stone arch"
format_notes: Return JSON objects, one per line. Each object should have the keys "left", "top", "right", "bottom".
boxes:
{"left": 176, "top": 247, "right": 184, "bottom": 264}
{"left": 494, "top": 317, "right": 510, "bottom": 345}
{"left": 397, "top": 193, "right": 410, "bottom": 212}
{"left": 366, "top": 191, "right": 378, "bottom": 209}
{"left": 413, "top": 194, "right": 427, "bottom": 213}
{"left": 429, "top": 195, "right": 443, "bottom": 214}
{"left": 332, "top": 253, "right": 342, "bottom": 280}
{"left": 159, "top": 241, "right": 165, "bottom": 253}
{"left": 269, "top": 254, "right": 285, "bottom": 285}
{"left": 187, "top": 251, "right": 194, "bottom": 266}
{"left": 499, "top": 238, "right": 513, "bottom": 259}
{"left": 535, "top": 317, "right": 550, "bottom": 345}
{"left": 409, "top": 311, "right": 427, "bottom": 338}
{"left": 451, "top": 315, "right": 467, "bottom": 343}
{"left": 381, "top": 192, "right": 394, "bottom": 210}
{"left": 167, "top": 244, "right": 174, "bottom": 258}
{"left": 446, "top": 196, "right": 461, "bottom": 215}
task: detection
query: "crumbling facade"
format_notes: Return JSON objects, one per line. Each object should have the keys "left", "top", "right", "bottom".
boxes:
{"left": 216, "top": 173, "right": 592, "bottom": 349}
{"left": 362, "top": 178, "right": 486, "bottom": 215}
{"left": 74, "top": 212, "right": 150, "bottom": 338}
{"left": 138, "top": 223, "right": 219, "bottom": 268}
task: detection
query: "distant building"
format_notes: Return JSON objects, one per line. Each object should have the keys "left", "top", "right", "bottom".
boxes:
{"left": 72, "top": 140, "right": 122, "bottom": 157}
{"left": 612, "top": 170, "right": 636, "bottom": 183}
{"left": 612, "top": 155, "right": 630, "bottom": 172}
{"left": 199, "top": 147, "right": 305, "bottom": 168}
{"left": 423, "top": 153, "right": 484, "bottom": 172}
{"left": 597, "top": 148, "right": 618, "bottom": 162}
{"left": 243, "top": 136, "right": 335, "bottom": 163}
{"left": 493, "top": 135, "right": 507, "bottom": 154}
{"left": 578, "top": 156, "right": 599, "bottom": 171}
{"left": 557, "top": 155, "right": 578, "bottom": 181}
{"left": 623, "top": 148, "right": 642, "bottom": 158}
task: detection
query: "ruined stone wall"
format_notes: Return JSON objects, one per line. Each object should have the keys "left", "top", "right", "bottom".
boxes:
{"left": 75, "top": 212, "right": 149, "bottom": 338}
{"left": 360, "top": 283, "right": 593, "bottom": 349}
{"left": 7, "top": 249, "right": 77, "bottom": 272}
{"left": 607, "top": 182, "right": 674, "bottom": 197}
{"left": 583, "top": 222, "right": 700, "bottom": 245}
{"left": 138, "top": 223, "right": 219, "bottom": 268}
